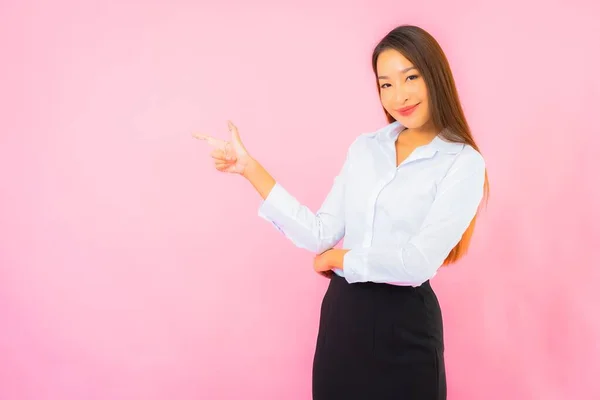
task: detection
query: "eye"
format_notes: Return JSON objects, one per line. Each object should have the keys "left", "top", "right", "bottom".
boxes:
{"left": 380, "top": 83, "right": 391, "bottom": 89}
{"left": 406, "top": 74, "right": 419, "bottom": 81}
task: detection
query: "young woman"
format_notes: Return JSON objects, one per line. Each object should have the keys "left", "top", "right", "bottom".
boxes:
{"left": 196, "top": 24, "right": 489, "bottom": 400}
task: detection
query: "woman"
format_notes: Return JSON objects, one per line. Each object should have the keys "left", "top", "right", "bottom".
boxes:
{"left": 195, "top": 24, "right": 489, "bottom": 400}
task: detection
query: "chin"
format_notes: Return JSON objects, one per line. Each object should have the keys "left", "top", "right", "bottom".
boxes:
{"left": 397, "top": 120, "right": 417, "bottom": 129}
{"left": 393, "top": 116, "right": 421, "bottom": 129}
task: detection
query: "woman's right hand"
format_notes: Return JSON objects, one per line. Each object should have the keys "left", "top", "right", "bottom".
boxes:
{"left": 193, "top": 120, "right": 252, "bottom": 175}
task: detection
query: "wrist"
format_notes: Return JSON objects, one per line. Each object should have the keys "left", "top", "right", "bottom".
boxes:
{"left": 242, "top": 157, "right": 258, "bottom": 179}
{"left": 329, "top": 249, "right": 349, "bottom": 269}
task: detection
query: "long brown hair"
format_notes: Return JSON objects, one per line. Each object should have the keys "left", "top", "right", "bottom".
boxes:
{"left": 371, "top": 25, "right": 489, "bottom": 266}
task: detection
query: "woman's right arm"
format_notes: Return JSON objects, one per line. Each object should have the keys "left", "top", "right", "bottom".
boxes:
{"left": 251, "top": 148, "right": 351, "bottom": 254}
{"left": 242, "top": 158, "right": 276, "bottom": 200}
{"left": 195, "top": 121, "right": 350, "bottom": 254}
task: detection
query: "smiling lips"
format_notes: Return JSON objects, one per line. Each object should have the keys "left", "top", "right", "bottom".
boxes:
{"left": 396, "top": 103, "right": 419, "bottom": 116}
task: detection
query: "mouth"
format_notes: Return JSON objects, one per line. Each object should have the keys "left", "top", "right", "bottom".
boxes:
{"left": 396, "top": 103, "right": 420, "bottom": 116}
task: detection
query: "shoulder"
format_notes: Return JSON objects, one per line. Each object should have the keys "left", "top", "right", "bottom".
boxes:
{"left": 347, "top": 121, "right": 400, "bottom": 151}
{"left": 455, "top": 144, "right": 485, "bottom": 169}
{"left": 361, "top": 120, "right": 401, "bottom": 140}
{"left": 446, "top": 144, "right": 486, "bottom": 181}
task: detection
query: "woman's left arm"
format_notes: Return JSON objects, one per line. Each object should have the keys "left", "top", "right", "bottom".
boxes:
{"left": 326, "top": 150, "right": 486, "bottom": 286}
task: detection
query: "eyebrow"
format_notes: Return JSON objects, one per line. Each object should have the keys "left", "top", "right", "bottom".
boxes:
{"left": 377, "top": 66, "right": 417, "bottom": 79}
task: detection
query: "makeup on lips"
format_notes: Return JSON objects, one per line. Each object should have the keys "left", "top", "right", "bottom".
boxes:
{"left": 396, "top": 103, "right": 419, "bottom": 116}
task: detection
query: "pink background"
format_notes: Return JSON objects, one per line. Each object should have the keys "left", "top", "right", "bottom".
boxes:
{"left": 1, "top": 1, "right": 599, "bottom": 399}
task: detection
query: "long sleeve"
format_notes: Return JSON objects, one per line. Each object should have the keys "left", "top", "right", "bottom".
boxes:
{"left": 257, "top": 142, "right": 353, "bottom": 254}
{"left": 343, "top": 151, "right": 486, "bottom": 286}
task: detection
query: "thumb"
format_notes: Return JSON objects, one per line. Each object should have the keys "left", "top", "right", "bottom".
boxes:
{"left": 228, "top": 120, "right": 246, "bottom": 150}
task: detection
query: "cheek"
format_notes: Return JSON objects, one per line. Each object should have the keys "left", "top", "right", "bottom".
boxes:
{"left": 418, "top": 103, "right": 430, "bottom": 119}
{"left": 416, "top": 81, "right": 429, "bottom": 101}
{"left": 380, "top": 93, "right": 393, "bottom": 109}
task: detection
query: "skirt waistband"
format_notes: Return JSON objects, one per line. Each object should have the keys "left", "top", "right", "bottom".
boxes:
{"left": 331, "top": 272, "right": 431, "bottom": 292}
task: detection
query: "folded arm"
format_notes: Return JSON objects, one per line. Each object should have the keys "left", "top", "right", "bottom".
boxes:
{"left": 256, "top": 142, "right": 354, "bottom": 254}
{"left": 342, "top": 150, "right": 486, "bottom": 286}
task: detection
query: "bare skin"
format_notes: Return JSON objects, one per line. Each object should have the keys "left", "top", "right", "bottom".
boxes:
{"left": 193, "top": 121, "right": 275, "bottom": 199}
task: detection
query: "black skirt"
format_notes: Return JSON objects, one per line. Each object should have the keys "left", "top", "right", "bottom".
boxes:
{"left": 312, "top": 272, "right": 446, "bottom": 400}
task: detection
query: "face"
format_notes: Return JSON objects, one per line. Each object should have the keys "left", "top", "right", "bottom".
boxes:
{"left": 376, "top": 48, "right": 432, "bottom": 130}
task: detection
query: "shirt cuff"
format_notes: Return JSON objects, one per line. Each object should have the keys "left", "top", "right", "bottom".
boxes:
{"left": 258, "top": 182, "right": 295, "bottom": 232}
{"left": 342, "top": 248, "right": 367, "bottom": 283}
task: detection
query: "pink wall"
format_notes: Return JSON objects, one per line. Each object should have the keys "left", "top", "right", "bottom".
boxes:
{"left": 1, "top": 1, "right": 599, "bottom": 399}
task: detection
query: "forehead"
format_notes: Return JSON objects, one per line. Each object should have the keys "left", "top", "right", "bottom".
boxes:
{"left": 376, "top": 49, "right": 413, "bottom": 73}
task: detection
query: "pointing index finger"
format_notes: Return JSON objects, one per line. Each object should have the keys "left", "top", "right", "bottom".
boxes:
{"left": 192, "top": 133, "right": 228, "bottom": 150}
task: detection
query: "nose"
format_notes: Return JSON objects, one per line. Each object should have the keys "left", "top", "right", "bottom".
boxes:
{"left": 393, "top": 84, "right": 409, "bottom": 104}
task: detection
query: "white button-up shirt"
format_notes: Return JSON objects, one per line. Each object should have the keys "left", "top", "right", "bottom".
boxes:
{"left": 258, "top": 121, "right": 486, "bottom": 286}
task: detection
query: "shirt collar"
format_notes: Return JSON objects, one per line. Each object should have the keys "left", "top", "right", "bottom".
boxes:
{"left": 379, "top": 120, "right": 464, "bottom": 155}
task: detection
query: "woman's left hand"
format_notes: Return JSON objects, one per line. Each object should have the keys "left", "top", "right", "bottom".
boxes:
{"left": 314, "top": 250, "right": 334, "bottom": 274}
{"left": 313, "top": 249, "right": 349, "bottom": 276}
